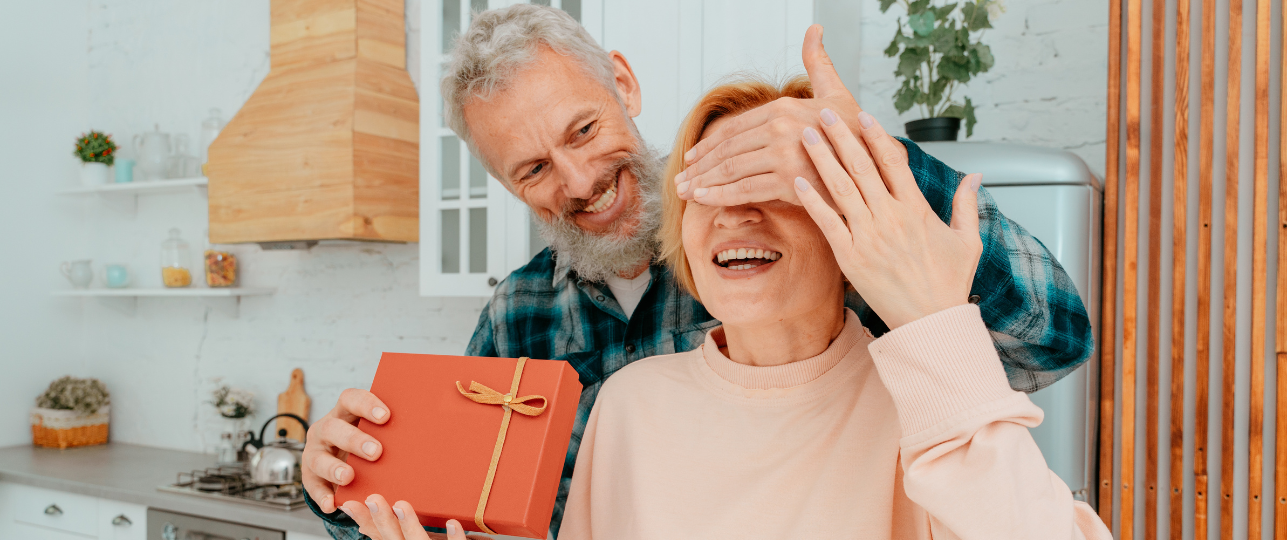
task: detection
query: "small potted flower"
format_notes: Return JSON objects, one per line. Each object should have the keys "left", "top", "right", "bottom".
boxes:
{"left": 74, "top": 130, "right": 117, "bottom": 186}
{"left": 31, "top": 376, "right": 111, "bottom": 449}
{"left": 882, "top": 0, "right": 1001, "bottom": 141}
{"left": 211, "top": 385, "right": 256, "bottom": 430}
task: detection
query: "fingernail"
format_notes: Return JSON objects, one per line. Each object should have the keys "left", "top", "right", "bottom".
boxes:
{"left": 393, "top": 507, "right": 406, "bottom": 520}
{"left": 969, "top": 173, "right": 982, "bottom": 192}
{"left": 366, "top": 500, "right": 379, "bottom": 516}
{"left": 334, "top": 467, "right": 348, "bottom": 482}
{"left": 674, "top": 170, "right": 686, "bottom": 185}
{"left": 447, "top": 520, "right": 459, "bottom": 535}
{"left": 362, "top": 441, "right": 379, "bottom": 457}
{"left": 371, "top": 407, "right": 387, "bottom": 420}
{"left": 820, "top": 108, "right": 839, "bottom": 126}
{"left": 322, "top": 495, "right": 334, "bottom": 511}
{"left": 802, "top": 127, "right": 821, "bottom": 146}
{"left": 684, "top": 148, "right": 696, "bottom": 162}
{"left": 339, "top": 505, "right": 353, "bottom": 517}
{"left": 857, "top": 111, "right": 875, "bottom": 129}
{"left": 692, "top": 187, "right": 709, "bottom": 198}
{"left": 676, "top": 181, "right": 690, "bottom": 194}
{"left": 794, "top": 177, "right": 811, "bottom": 192}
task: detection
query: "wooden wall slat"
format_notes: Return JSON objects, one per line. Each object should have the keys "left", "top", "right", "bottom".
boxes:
{"left": 1169, "top": 0, "right": 1191, "bottom": 534}
{"left": 1219, "top": 0, "right": 1243, "bottom": 537}
{"left": 1275, "top": 0, "right": 1287, "bottom": 532}
{"left": 1145, "top": 0, "right": 1166, "bottom": 531}
{"left": 1194, "top": 0, "right": 1217, "bottom": 534}
{"left": 1100, "top": 0, "right": 1124, "bottom": 525}
{"left": 1123, "top": 0, "right": 1144, "bottom": 533}
{"left": 1247, "top": 0, "right": 1271, "bottom": 537}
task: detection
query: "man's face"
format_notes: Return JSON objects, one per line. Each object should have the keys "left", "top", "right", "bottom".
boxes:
{"left": 464, "top": 46, "right": 645, "bottom": 240}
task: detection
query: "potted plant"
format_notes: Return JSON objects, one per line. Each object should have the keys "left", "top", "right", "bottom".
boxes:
{"left": 74, "top": 130, "right": 117, "bottom": 186}
{"left": 31, "top": 376, "right": 111, "bottom": 449}
{"left": 882, "top": 0, "right": 1000, "bottom": 141}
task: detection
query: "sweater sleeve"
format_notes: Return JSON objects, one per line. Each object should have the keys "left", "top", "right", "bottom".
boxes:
{"left": 867, "top": 304, "right": 1110, "bottom": 540}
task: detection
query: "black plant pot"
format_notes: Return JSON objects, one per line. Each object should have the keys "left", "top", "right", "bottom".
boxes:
{"left": 904, "top": 117, "right": 961, "bottom": 142}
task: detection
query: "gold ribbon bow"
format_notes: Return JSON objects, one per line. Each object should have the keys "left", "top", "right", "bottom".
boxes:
{"left": 455, "top": 357, "right": 548, "bottom": 534}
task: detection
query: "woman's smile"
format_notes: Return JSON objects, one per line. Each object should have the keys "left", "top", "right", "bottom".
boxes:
{"left": 710, "top": 241, "right": 784, "bottom": 278}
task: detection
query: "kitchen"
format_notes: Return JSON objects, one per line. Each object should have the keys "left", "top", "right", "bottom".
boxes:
{"left": 5, "top": 0, "right": 1259, "bottom": 539}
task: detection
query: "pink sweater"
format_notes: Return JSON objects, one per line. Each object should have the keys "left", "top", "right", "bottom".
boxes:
{"left": 559, "top": 305, "right": 1110, "bottom": 539}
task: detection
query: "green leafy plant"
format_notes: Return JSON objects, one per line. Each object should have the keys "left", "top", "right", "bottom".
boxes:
{"left": 881, "top": 0, "right": 1001, "bottom": 137}
{"left": 210, "top": 386, "right": 256, "bottom": 419}
{"left": 36, "top": 376, "right": 111, "bottom": 416}
{"left": 74, "top": 131, "right": 117, "bottom": 165}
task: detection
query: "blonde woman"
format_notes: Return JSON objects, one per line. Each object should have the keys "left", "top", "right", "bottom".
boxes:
{"left": 553, "top": 77, "right": 1111, "bottom": 539}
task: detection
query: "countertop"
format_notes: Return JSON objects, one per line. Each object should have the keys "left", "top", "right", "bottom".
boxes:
{"left": 0, "top": 443, "right": 329, "bottom": 537}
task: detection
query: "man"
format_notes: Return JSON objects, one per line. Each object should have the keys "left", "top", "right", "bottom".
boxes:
{"left": 303, "top": 5, "right": 1093, "bottom": 539}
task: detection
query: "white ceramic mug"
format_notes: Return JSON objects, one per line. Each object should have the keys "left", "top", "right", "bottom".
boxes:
{"left": 60, "top": 260, "right": 93, "bottom": 288}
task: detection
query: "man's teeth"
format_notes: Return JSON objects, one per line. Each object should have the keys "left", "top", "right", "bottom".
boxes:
{"left": 715, "top": 248, "right": 782, "bottom": 267}
{"left": 583, "top": 180, "right": 619, "bottom": 214}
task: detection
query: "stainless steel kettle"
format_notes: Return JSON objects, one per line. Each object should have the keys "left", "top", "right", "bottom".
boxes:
{"left": 243, "top": 413, "right": 309, "bottom": 486}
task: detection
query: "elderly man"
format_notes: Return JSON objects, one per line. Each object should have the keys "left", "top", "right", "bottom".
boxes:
{"left": 303, "top": 5, "right": 1093, "bottom": 540}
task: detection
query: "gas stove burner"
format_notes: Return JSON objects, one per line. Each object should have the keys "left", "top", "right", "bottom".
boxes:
{"left": 159, "top": 464, "right": 306, "bottom": 510}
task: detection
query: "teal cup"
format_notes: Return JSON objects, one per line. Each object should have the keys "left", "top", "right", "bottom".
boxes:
{"left": 105, "top": 264, "right": 130, "bottom": 288}
{"left": 114, "top": 159, "right": 135, "bottom": 183}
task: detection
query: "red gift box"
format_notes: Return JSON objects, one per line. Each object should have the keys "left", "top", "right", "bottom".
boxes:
{"left": 336, "top": 354, "right": 583, "bottom": 538}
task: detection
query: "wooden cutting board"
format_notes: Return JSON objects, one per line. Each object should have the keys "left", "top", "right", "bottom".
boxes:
{"left": 276, "top": 368, "right": 310, "bottom": 442}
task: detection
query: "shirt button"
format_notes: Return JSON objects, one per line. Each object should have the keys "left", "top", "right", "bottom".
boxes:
{"left": 968, "top": 294, "right": 981, "bottom": 304}
{"left": 625, "top": 344, "right": 636, "bottom": 354}
{"left": 596, "top": 295, "right": 605, "bottom": 301}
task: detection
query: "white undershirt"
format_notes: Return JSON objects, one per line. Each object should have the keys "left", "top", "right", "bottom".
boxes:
{"left": 604, "top": 268, "right": 652, "bottom": 318}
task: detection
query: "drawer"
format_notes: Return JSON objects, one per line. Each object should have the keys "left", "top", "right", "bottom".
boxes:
{"left": 98, "top": 499, "right": 147, "bottom": 540}
{"left": 11, "top": 484, "right": 98, "bottom": 537}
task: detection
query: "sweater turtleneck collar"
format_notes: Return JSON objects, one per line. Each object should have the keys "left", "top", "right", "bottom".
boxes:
{"left": 701, "top": 308, "right": 866, "bottom": 390}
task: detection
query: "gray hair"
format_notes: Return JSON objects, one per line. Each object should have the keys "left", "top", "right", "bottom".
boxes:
{"left": 441, "top": 4, "right": 617, "bottom": 163}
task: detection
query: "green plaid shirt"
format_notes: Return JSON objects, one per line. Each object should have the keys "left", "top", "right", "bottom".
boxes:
{"left": 309, "top": 139, "right": 1094, "bottom": 539}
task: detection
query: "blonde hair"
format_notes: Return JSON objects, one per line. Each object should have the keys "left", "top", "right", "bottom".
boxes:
{"left": 659, "top": 75, "right": 814, "bottom": 300}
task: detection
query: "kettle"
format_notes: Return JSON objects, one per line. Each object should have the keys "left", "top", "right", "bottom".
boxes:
{"left": 243, "top": 413, "right": 309, "bottom": 486}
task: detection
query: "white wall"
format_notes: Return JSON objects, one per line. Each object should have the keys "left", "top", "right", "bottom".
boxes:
{"left": 854, "top": 0, "right": 1109, "bottom": 176}
{"left": 1, "top": 0, "right": 1110, "bottom": 453}
{"left": 0, "top": 1, "right": 91, "bottom": 448}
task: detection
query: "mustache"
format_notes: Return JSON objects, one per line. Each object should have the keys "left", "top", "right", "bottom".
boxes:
{"left": 558, "top": 156, "right": 634, "bottom": 217}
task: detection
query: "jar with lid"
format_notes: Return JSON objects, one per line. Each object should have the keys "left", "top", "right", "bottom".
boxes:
{"left": 204, "top": 247, "right": 237, "bottom": 288}
{"left": 160, "top": 228, "right": 192, "bottom": 288}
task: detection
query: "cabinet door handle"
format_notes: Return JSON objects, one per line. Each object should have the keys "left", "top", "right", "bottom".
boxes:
{"left": 43, "top": 504, "right": 62, "bottom": 516}
{"left": 112, "top": 514, "right": 133, "bottom": 526}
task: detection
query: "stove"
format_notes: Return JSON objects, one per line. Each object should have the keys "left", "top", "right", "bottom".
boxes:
{"left": 158, "top": 464, "right": 306, "bottom": 510}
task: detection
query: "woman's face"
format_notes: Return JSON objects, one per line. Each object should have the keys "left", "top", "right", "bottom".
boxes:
{"left": 681, "top": 117, "right": 845, "bottom": 327}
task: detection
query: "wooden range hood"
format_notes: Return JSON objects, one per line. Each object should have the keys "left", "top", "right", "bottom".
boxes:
{"left": 208, "top": 0, "right": 418, "bottom": 245}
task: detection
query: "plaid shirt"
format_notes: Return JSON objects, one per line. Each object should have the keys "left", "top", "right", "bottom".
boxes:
{"left": 308, "top": 139, "right": 1094, "bottom": 539}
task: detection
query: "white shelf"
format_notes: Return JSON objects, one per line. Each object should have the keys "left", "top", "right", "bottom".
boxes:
{"left": 51, "top": 287, "right": 273, "bottom": 297}
{"left": 58, "top": 177, "right": 208, "bottom": 196}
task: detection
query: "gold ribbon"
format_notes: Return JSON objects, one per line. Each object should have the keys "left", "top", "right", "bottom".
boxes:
{"left": 456, "top": 357, "right": 548, "bottom": 534}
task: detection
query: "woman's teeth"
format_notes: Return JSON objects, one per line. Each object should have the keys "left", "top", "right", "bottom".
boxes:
{"left": 715, "top": 248, "right": 782, "bottom": 270}
{"left": 582, "top": 180, "right": 619, "bottom": 214}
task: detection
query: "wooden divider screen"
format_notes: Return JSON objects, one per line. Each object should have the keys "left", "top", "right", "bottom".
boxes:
{"left": 1099, "top": 0, "right": 1283, "bottom": 538}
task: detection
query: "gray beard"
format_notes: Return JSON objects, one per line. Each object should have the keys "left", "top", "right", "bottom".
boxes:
{"left": 534, "top": 145, "right": 665, "bottom": 284}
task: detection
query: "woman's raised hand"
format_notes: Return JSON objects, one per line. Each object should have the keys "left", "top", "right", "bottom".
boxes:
{"left": 339, "top": 496, "right": 491, "bottom": 540}
{"left": 794, "top": 109, "right": 983, "bottom": 330}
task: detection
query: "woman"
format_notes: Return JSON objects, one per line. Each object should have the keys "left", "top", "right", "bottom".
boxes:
{"left": 348, "top": 77, "right": 1110, "bottom": 540}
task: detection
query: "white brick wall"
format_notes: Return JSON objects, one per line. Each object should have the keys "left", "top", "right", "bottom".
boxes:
{"left": 854, "top": 0, "right": 1109, "bottom": 177}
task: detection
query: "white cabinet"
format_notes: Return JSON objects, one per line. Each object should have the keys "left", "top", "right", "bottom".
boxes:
{"left": 0, "top": 483, "right": 146, "bottom": 540}
{"left": 96, "top": 499, "right": 146, "bottom": 540}
{"left": 419, "top": 0, "right": 813, "bottom": 297}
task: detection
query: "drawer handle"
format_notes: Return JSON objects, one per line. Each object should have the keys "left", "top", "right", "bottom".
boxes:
{"left": 112, "top": 514, "right": 132, "bottom": 526}
{"left": 44, "top": 504, "right": 62, "bottom": 516}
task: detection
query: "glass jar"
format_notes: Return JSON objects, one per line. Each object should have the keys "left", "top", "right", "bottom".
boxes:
{"left": 205, "top": 249, "right": 237, "bottom": 287}
{"left": 160, "top": 228, "right": 192, "bottom": 288}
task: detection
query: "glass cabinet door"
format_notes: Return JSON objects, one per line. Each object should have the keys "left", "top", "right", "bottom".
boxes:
{"left": 420, "top": 0, "right": 597, "bottom": 297}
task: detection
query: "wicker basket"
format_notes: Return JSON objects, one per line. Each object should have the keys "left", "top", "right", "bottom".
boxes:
{"left": 31, "top": 406, "right": 109, "bottom": 449}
